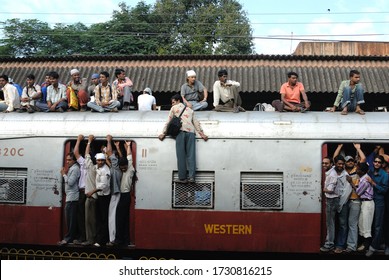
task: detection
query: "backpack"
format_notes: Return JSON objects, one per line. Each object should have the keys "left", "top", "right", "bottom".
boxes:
{"left": 166, "top": 104, "right": 187, "bottom": 138}
{"left": 253, "top": 103, "right": 265, "bottom": 111}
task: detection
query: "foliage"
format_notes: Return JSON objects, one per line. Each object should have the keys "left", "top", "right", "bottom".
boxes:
{"left": 0, "top": 0, "right": 253, "bottom": 57}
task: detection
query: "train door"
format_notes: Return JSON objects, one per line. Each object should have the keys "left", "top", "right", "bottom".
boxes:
{"left": 62, "top": 138, "right": 137, "bottom": 246}
{"left": 320, "top": 141, "right": 385, "bottom": 248}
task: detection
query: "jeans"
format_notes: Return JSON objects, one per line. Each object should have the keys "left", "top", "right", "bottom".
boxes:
{"left": 341, "top": 86, "right": 365, "bottom": 111}
{"left": 370, "top": 198, "right": 385, "bottom": 250}
{"left": 175, "top": 131, "right": 196, "bottom": 180}
{"left": 87, "top": 100, "right": 120, "bottom": 112}
{"left": 323, "top": 197, "right": 339, "bottom": 248}
{"left": 346, "top": 199, "right": 361, "bottom": 250}
{"left": 336, "top": 202, "right": 349, "bottom": 249}
{"left": 64, "top": 201, "right": 78, "bottom": 242}
{"left": 188, "top": 100, "right": 208, "bottom": 111}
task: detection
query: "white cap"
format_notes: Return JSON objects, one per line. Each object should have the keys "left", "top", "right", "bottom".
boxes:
{"left": 70, "top": 69, "right": 79, "bottom": 75}
{"left": 95, "top": 153, "right": 106, "bottom": 160}
{"left": 186, "top": 70, "right": 196, "bottom": 77}
{"left": 143, "top": 87, "right": 152, "bottom": 95}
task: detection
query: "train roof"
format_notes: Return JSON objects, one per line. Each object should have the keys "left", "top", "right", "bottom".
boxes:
{"left": 1, "top": 111, "right": 389, "bottom": 140}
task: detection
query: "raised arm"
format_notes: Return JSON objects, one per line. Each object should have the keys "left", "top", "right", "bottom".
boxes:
{"left": 333, "top": 144, "right": 343, "bottom": 162}
{"left": 354, "top": 143, "right": 366, "bottom": 163}
{"left": 86, "top": 135, "right": 94, "bottom": 156}
{"left": 74, "top": 134, "right": 84, "bottom": 159}
{"left": 106, "top": 134, "right": 113, "bottom": 157}
{"left": 114, "top": 141, "right": 123, "bottom": 158}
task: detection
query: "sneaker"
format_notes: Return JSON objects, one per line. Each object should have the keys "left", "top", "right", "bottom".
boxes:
{"left": 57, "top": 240, "right": 68, "bottom": 246}
{"left": 320, "top": 246, "right": 333, "bottom": 252}
{"left": 110, "top": 108, "right": 119, "bottom": 112}
{"left": 72, "top": 239, "right": 82, "bottom": 245}
{"left": 175, "top": 179, "right": 188, "bottom": 184}
{"left": 93, "top": 243, "right": 101, "bottom": 247}
{"left": 344, "top": 248, "right": 353, "bottom": 254}
{"left": 27, "top": 107, "right": 34, "bottom": 113}
{"left": 365, "top": 249, "right": 375, "bottom": 257}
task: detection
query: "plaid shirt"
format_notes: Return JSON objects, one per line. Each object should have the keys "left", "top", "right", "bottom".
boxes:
{"left": 94, "top": 83, "right": 117, "bottom": 106}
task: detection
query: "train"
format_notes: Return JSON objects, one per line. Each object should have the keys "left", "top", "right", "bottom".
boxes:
{"left": 0, "top": 111, "right": 388, "bottom": 257}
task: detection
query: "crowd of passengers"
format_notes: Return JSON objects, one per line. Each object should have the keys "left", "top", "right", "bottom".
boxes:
{"left": 0, "top": 68, "right": 366, "bottom": 114}
{"left": 59, "top": 134, "right": 135, "bottom": 247}
{"left": 321, "top": 144, "right": 389, "bottom": 257}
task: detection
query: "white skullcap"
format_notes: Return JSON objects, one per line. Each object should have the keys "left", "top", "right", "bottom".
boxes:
{"left": 143, "top": 87, "right": 152, "bottom": 95}
{"left": 95, "top": 153, "right": 106, "bottom": 160}
{"left": 186, "top": 70, "right": 196, "bottom": 77}
{"left": 70, "top": 69, "right": 80, "bottom": 75}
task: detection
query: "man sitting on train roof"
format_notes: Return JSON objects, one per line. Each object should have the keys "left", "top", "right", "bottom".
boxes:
{"left": 213, "top": 69, "right": 245, "bottom": 113}
{"left": 181, "top": 70, "right": 208, "bottom": 111}
{"left": 87, "top": 71, "right": 120, "bottom": 113}
{"left": 329, "top": 69, "right": 365, "bottom": 115}
{"left": 66, "top": 68, "right": 89, "bottom": 112}
{"left": 37, "top": 71, "right": 68, "bottom": 113}
{"left": 272, "top": 71, "right": 311, "bottom": 112}
{"left": 0, "top": 74, "right": 20, "bottom": 113}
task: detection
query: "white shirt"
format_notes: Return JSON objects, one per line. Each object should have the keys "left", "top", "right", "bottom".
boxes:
{"left": 138, "top": 94, "right": 156, "bottom": 111}
{"left": 1, "top": 83, "right": 20, "bottom": 111}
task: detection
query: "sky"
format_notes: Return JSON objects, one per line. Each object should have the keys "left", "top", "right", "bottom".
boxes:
{"left": 1, "top": 0, "right": 389, "bottom": 55}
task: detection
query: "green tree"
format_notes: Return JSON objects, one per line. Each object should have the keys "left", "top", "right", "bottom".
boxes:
{"left": 153, "top": 0, "right": 254, "bottom": 54}
{"left": 0, "top": 0, "right": 253, "bottom": 57}
{"left": 0, "top": 19, "right": 51, "bottom": 57}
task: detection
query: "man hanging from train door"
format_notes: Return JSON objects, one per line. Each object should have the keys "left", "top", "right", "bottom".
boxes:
{"left": 58, "top": 152, "right": 81, "bottom": 245}
{"left": 320, "top": 155, "right": 347, "bottom": 252}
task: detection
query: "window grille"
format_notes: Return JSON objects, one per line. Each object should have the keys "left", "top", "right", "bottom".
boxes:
{"left": 172, "top": 171, "right": 214, "bottom": 209}
{"left": 0, "top": 168, "right": 27, "bottom": 204}
{"left": 241, "top": 172, "right": 283, "bottom": 210}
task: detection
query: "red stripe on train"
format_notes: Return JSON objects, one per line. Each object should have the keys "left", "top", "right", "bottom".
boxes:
{"left": 135, "top": 210, "right": 321, "bottom": 253}
{"left": 0, "top": 205, "right": 61, "bottom": 245}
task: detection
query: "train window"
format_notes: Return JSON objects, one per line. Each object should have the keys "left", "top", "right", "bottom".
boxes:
{"left": 172, "top": 171, "right": 214, "bottom": 209}
{"left": 0, "top": 168, "right": 27, "bottom": 204}
{"left": 241, "top": 172, "right": 283, "bottom": 210}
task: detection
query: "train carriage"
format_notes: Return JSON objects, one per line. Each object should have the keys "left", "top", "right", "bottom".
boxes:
{"left": 0, "top": 111, "right": 387, "bottom": 254}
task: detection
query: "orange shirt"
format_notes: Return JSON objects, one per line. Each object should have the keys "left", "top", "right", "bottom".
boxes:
{"left": 279, "top": 82, "right": 305, "bottom": 103}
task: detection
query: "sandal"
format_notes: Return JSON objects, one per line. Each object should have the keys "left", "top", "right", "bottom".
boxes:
{"left": 334, "top": 248, "right": 343, "bottom": 254}
{"left": 356, "top": 109, "right": 365, "bottom": 115}
{"left": 341, "top": 110, "right": 348, "bottom": 115}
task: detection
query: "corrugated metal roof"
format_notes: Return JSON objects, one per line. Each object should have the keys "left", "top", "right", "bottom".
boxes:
{"left": 1, "top": 54, "right": 389, "bottom": 94}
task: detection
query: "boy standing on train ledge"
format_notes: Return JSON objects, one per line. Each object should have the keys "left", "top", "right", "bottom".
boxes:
{"left": 329, "top": 69, "right": 365, "bottom": 115}
{"left": 272, "top": 71, "right": 311, "bottom": 112}
{"left": 159, "top": 94, "right": 208, "bottom": 184}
